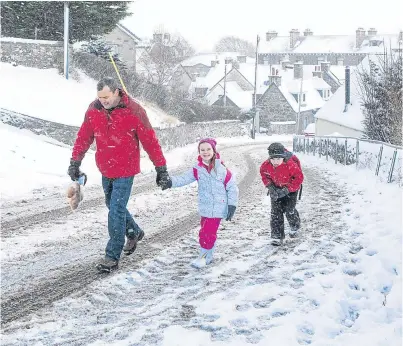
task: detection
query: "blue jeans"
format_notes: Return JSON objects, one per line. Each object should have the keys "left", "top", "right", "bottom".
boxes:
{"left": 102, "top": 176, "right": 142, "bottom": 261}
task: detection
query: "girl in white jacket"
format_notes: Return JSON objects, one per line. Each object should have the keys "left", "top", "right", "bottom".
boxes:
{"left": 162, "top": 138, "right": 239, "bottom": 268}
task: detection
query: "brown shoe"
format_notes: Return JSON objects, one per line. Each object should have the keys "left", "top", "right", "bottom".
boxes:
{"left": 123, "top": 229, "right": 145, "bottom": 255}
{"left": 96, "top": 257, "right": 118, "bottom": 273}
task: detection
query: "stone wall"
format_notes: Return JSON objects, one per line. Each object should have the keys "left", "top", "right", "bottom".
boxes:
{"left": 256, "top": 84, "right": 296, "bottom": 128}
{"left": 0, "top": 108, "right": 246, "bottom": 152}
{"left": 0, "top": 38, "right": 70, "bottom": 72}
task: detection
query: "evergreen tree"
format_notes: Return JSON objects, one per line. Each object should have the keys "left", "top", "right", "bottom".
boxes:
{"left": 1, "top": 1, "right": 131, "bottom": 42}
{"left": 80, "top": 37, "right": 126, "bottom": 70}
{"left": 357, "top": 51, "right": 402, "bottom": 145}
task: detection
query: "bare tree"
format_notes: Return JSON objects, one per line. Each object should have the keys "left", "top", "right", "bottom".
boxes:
{"left": 357, "top": 50, "right": 402, "bottom": 145}
{"left": 138, "top": 31, "right": 195, "bottom": 89}
{"left": 214, "top": 36, "right": 255, "bottom": 57}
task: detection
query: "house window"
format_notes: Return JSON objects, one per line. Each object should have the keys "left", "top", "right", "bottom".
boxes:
{"left": 263, "top": 56, "right": 269, "bottom": 65}
{"left": 314, "top": 65, "right": 321, "bottom": 72}
{"left": 291, "top": 93, "right": 306, "bottom": 103}
{"left": 320, "top": 89, "right": 330, "bottom": 100}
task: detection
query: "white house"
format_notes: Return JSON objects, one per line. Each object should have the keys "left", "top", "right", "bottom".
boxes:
{"left": 314, "top": 58, "right": 373, "bottom": 137}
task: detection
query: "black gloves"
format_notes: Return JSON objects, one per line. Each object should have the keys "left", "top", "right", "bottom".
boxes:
{"left": 267, "top": 184, "right": 278, "bottom": 199}
{"left": 226, "top": 205, "right": 236, "bottom": 221}
{"left": 156, "top": 165, "right": 172, "bottom": 190}
{"left": 276, "top": 187, "right": 289, "bottom": 200}
{"left": 68, "top": 159, "right": 82, "bottom": 181}
{"left": 68, "top": 159, "right": 87, "bottom": 185}
{"left": 267, "top": 184, "right": 289, "bottom": 201}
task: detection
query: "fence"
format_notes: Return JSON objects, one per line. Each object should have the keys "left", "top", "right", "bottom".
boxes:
{"left": 293, "top": 135, "right": 402, "bottom": 185}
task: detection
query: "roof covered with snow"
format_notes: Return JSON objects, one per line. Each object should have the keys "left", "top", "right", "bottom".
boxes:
{"left": 205, "top": 81, "right": 253, "bottom": 109}
{"left": 315, "top": 63, "right": 365, "bottom": 131}
{"left": 181, "top": 52, "right": 254, "bottom": 67}
{"left": 259, "top": 33, "right": 401, "bottom": 54}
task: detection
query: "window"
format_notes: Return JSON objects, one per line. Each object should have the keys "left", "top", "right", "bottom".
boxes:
{"left": 292, "top": 93, "right": 299, "bottom": 102}
{"left": 302, "top": 94, "right": 306, "bottom": 102}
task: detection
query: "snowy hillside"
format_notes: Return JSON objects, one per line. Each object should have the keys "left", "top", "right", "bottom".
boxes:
{"left": 0, "top": 62, "right": 181, "bottom": 128}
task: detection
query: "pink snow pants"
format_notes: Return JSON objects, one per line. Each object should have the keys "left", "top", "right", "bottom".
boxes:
{"left": 199, "top": 217, "right": 222, "bottom": 250}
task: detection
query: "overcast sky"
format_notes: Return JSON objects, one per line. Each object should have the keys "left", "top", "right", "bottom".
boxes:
{"left": 121, "top": 0, "right": 403, "bottom": 52}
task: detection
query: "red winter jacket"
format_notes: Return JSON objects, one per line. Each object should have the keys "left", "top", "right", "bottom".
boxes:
{"left": 72, "top": 91, "right": 166, "bottom": 178}
{"left": 260, "top": 155, "right": 304, "bottom": 193}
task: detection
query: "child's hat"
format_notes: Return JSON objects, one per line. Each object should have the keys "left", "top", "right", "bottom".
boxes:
{"left": 268, "top": 142, "right": 286, "bottom": 158}
{"left": 199, "top": 138, "right": 217, "bottom": 153}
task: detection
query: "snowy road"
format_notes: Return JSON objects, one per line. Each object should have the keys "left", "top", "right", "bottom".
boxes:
{"left": 0, "top": 142, "right": 263, "bottom": 326}
{"left": 1, "top": 141, "right": 401, "bottom": 345}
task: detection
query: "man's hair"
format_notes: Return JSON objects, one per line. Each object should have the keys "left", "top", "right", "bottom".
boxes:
{"left": 97, "top": 77, "right": 120, "bottom": 92}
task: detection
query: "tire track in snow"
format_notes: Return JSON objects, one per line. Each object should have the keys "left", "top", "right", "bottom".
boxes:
{"left": 2, "top": 146, "right": 356, "bottom": 346}
{"left": 0, "top": 145, "right": 262, "bottom": 327}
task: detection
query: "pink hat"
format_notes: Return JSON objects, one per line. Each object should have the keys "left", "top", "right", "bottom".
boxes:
{"left": 198, "top": 138, "right": 217, "bottom": 153}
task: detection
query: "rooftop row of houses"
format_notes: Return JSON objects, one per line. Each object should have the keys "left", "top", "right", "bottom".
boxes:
{"left": 258, "top": 27, "right": 403, "bottom": 66}
{"left": 102, "top": 23, "right": 397, "bottom": 136}
{"left": 179, "top": 52, "right": 344, "bottom": 133}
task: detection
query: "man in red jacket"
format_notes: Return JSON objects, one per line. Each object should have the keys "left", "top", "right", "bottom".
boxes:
{"left": 260, "top": 143, "right": 304, "bottom": 246}
{"left": 68, "top": 77, "right": 171, "bottom": 272}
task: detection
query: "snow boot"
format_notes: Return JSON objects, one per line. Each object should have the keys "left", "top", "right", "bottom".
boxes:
{"left": 96, "top": 257, "right": 118, "bottom": 273}
{"left": 123, "top": 229, "right": 145, "bottom": 255}
{"left": 289, "top": 227, "right": 299, "bottom": 238}
{"left": 270, "top": 238, "right": 283, "bottom": 246}
{"left": 191, "top": 246, "right": 215, "bottom": 269}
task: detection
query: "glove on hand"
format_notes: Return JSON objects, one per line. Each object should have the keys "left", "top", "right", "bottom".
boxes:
{"left": 276, "top": 187, "right": 290, "bottom": 200}
{"left": 155, "top": 166, "right": 172, "bottom": 190}
{"left": 266, "top": 184, "right": 279, "bottom": 200}
{"left": 68, "top": 159, "right": 82, "bottom": 181}
{"left": 226, "top": 205, "right": 236, "bottom": 221}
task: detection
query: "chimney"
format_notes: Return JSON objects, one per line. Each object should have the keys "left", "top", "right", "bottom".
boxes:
{"left": 293, "top": 61, "right": 303, "bottom": 79}
{"left": 320, "top": 61, "right": 330, "bottom": 72}
{"left": 153, "top": 33, "right": 163, "bottom": 43}
{"left": 289, "top": 29, "right": 300, "bottom": 48}
{"left": 163, "top": 33, "right": 171, "bottom": 42}
{"left": 303, "top": 28, "right": 313, "bottom": 37}
{"left": 367, "top": 28, "right": 377, "bottom": 37}
{"left": 237, "top": 55, "right": 247, "bottom": 63}
{"left": 280, "top": 55, "right": 291, "bottom": 70}
{"left": 266, "top": 30, "right": 278, "bottom": 41}
{"left": 355, "top": 27, "right": 366, "bottom": 48}
{"left": 312, "top": 66, "right": 322, "bottom": 78}
{"left": 211, "top": 60, "right": 217, "bottom": 67}
{"left": 268, "top": 75, "right": 282, "bottom": 86}
{"left": 344, "top": 66, "right": 351, "bottom": 111}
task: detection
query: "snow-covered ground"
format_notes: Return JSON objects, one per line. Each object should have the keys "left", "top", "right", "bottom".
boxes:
{"left": 0, "top": 62, "right": 401, "bottom": 344}
{"left": 1, "top": 131, "right": 401, "bottom": 345}
{"left": 0, "top": 62, "right": 181, "bottom": 128}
